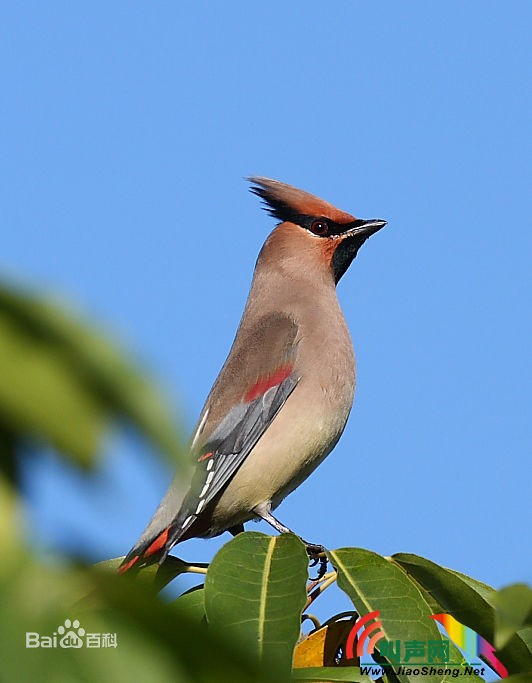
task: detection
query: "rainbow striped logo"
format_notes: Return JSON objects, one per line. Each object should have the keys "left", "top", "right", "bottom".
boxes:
{"left": 431, "top": 613, "right": 508, "bottom": 678}
{"left": 345, "top": 610, "right": 384, "bottom": 658}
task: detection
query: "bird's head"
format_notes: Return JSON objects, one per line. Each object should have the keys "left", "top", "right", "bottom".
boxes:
{"left": 249, "top": 177, "right": 386, "bottom": 283}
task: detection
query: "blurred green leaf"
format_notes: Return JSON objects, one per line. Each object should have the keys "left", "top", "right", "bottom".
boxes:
{"left": 0, "top": 427, "right": 18, "bottom": 483}
{"left": 0, "top": 473, "right": 25, "bottom": 578}
{"left": 393, "top": 553, "right": 532, "bottom": 676}
{"left": 0, "top": 314, "right": 105, "bottom": 466}
{"left": 205, "top": 532, "right": 308, "bottom": 678}
{"left": 0, "top": 553, "right": 278, "bottom": 683}
{"left": 492, "top": 584, "right": 532, "bottom": 649}
{"left": 0, "top": 282, "right": 184, "bottom": 467}
{"left": 329, "top": 547, "right": 454, "bottom": 683}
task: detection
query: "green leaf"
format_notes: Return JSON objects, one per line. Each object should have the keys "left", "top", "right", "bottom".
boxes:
{"left": 205, "top": 532, "right": 309, "bottom": 677}
{"left": 291, "top": 666, "right": 372, "bottom": 681}
{"left": 388, "top": 558, "right": 484, "bottom": 682}
{"left": 439, "top": 667, "right": 485, "bottom": 683}
{"left": 0, "top": 282, "right": 184, "bottom": 467}
{"left": 446, "top": 568, "right": 494, "bottom": 602}
{"left": 492, "top": 584, "right": 532, "bottom": 649}
{"left": 173, "top": 586, "right": 206, "bottom": 624}
{"left": 96, "top": 555, "right": 199, "bottom": 591}
{"left": 502, "top": 673, "right": 532, "bottom": 683}
{"left": 329, "top": 547, "right": 453, "bottom": 683}
{"left": 393, "top": 553, "right": 532, "bottom": 676}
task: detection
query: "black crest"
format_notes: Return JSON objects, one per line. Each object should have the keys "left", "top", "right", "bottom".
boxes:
{"left": 248, "top": 182, "right": 303, "bottom": 224}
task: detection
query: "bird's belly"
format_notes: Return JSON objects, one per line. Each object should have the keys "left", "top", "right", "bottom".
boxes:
{"left": 209, "top": 372, "right": 355, "bottom": 531}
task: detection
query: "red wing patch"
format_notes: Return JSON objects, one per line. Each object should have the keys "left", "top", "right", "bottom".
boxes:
{"left": 198, "top": 451, "right": 214, "bottom": 462}
{"left": 244, "top": 364, "right": 294, "bottom": 402}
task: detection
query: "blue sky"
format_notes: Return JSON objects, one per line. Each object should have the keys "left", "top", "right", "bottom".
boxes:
{"left": 2, "top": 2, "right": 530, "bottom": 620}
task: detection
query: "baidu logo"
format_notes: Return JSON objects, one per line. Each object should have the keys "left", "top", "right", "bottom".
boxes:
{"left": 26, "top": 619, "right": 118, "bottom": 649}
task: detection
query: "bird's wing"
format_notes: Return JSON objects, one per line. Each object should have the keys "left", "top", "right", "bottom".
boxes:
{"left": 178, "top": 372, "right": 299, "bottom": 523}
{"left": 119, "top": 313, "right": 300, "bottom": 572}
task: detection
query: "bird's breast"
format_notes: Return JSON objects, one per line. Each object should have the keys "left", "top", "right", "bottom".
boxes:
{"left": 210, "top": 299, "right": 356, "bottom": 526}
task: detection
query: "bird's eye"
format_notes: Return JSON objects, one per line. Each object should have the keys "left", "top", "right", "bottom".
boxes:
{"left": 310, "top": 220, "right": 328, "bottom": 236}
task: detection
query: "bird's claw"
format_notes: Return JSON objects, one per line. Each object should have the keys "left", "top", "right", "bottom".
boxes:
{"left": 305, "top": 543, "right": 328, "bottom": 580}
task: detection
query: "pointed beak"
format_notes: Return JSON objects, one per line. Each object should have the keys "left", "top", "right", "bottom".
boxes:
{"left": 342, "top": 218, "right": 387, "bottom": 238}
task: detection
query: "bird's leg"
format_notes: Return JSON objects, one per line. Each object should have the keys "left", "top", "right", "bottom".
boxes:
{"left": 253, "top": 502, "right": 328, "bottom": 578}
{"left": 228, "top": 524, "right": 245, "bottom": 536}
{"left": 253, "top": 502, "right": 292, "bottom": 534}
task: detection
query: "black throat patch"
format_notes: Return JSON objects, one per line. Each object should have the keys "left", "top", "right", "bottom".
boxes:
{"left": 331, "top": 235, "right": 368, "bottom": 283}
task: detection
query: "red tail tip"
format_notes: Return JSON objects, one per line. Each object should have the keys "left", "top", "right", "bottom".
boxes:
{"left": 118, "top": 554, "right": 140, "bottom": 574}
{"left": 143, "top": 527, "right": 171, "bottom": 559}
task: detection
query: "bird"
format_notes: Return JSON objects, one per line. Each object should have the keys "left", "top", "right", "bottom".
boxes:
{"left": 119, "top": 177, "right": 386, "bottom": 574}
